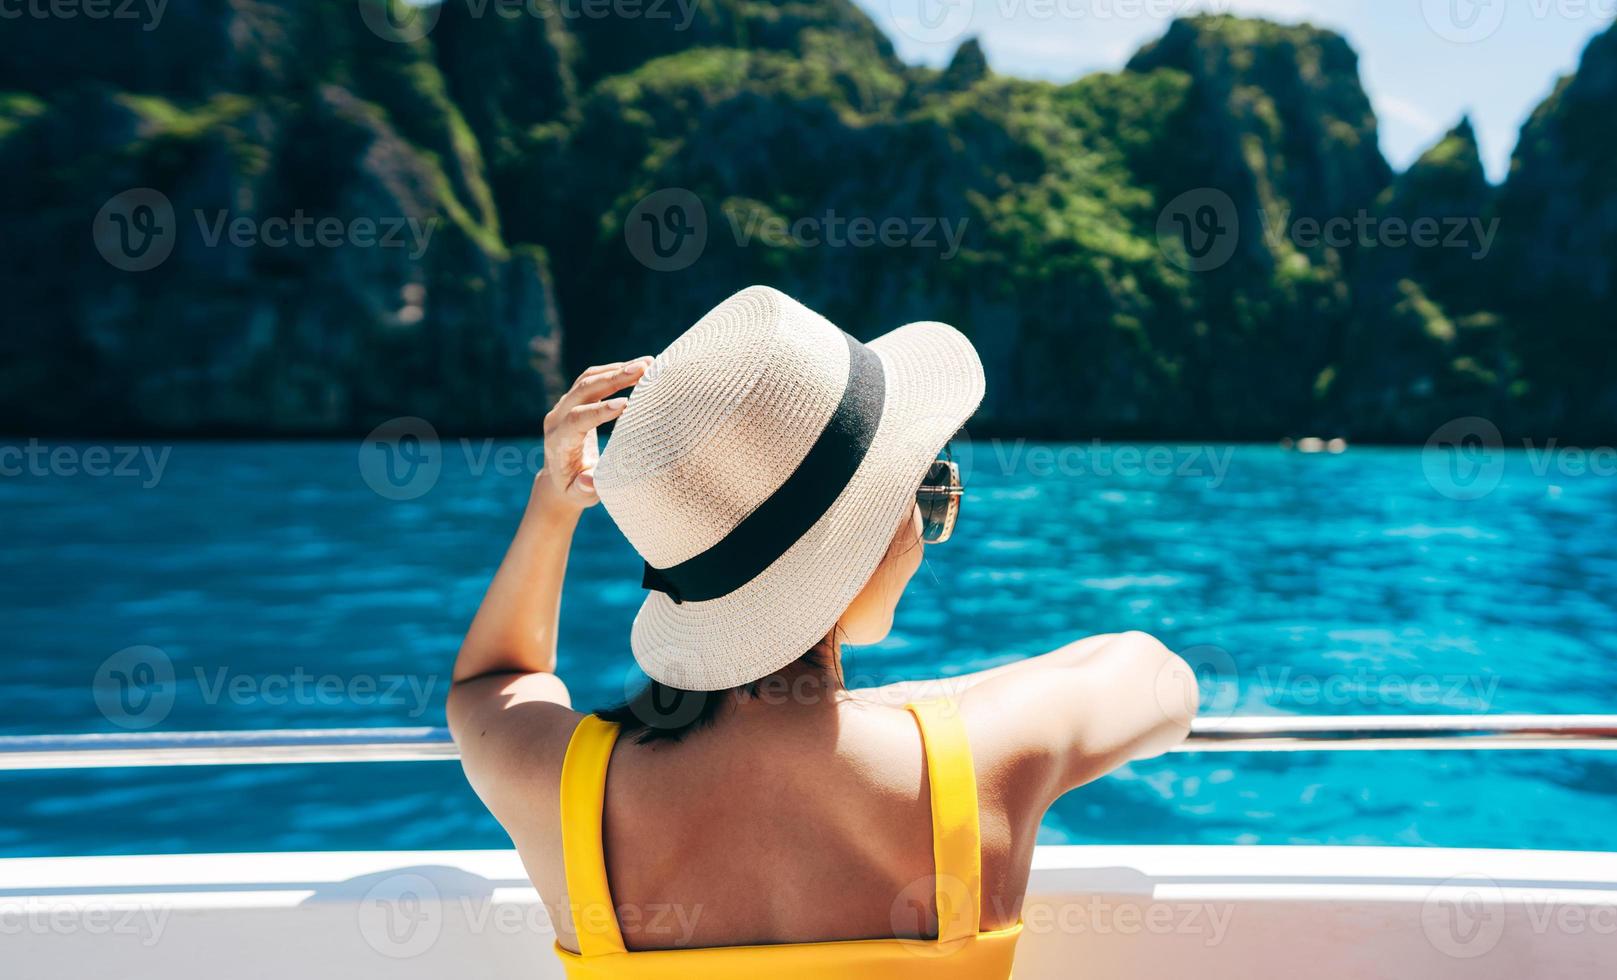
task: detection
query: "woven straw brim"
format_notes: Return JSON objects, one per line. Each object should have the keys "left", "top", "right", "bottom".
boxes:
{"left": 629, "top": 320, "right": 984, "bottom": 691}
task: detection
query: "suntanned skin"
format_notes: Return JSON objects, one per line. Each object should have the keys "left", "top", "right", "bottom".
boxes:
{"left": 448, "top": 358, "right": 1199, "bottom": 954}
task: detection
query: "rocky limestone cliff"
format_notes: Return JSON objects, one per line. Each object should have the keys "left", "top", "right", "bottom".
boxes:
{"left": 2, "top": 2, "right": 1613, "bottom": 441}
{"left": 1328, "top": 118, "right": 1515, "bottom": 440}
{"left": 0, "top": 0, "right": 562, "bottom": 435}
{"left": 1488, "top": 22, "right": 1617, "bottom": 441}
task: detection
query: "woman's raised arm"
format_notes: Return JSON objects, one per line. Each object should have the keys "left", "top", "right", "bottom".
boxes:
{"left": 449, "top": 358, "right": 651, "bottom": 689}
{"left": 447, "top": 359, "right": 651, "bottom": 812}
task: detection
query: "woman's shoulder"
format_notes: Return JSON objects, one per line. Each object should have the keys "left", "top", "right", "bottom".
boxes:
{"left": 447, "top": 672, "right": 588, "bottom": 820}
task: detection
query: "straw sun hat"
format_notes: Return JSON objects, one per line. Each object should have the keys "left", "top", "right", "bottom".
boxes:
{"left": 594, "top": 285, "right": 985, "bottom": 691}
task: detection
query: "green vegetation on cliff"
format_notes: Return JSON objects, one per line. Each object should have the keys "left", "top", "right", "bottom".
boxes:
{"left": 2, "top": 1, "right": 1612, "bottom": 440}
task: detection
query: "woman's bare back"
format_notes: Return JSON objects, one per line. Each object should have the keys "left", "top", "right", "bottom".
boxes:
{"left": 498, "top": 694, "right": 1040, "bottom": 954}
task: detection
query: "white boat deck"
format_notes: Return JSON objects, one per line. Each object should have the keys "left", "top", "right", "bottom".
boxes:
{"left": 4, "top": 845, "right": 1615, "bottom": 978}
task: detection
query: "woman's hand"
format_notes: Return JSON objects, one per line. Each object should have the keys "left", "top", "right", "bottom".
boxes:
{"left": 536, "top": 357, "right": 653, "bottom": 510}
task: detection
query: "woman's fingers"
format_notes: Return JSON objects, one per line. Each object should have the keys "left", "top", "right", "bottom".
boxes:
{"left": 565, "top": 469, "right": 600, "bottom": 504}
{"left": 576, "top": 362, "right": 643, "bottom": 400}
{"left": 554, "top": 398, "right": 629, "bottom": 438}
{"left": 573, "top": 362, "right": 626, "bottom": 387}
{"left": 540, "top": 355, "right": 650, "bottom": 505}
{"left": 553, "top": 357, "right": 653, "bottom": 418}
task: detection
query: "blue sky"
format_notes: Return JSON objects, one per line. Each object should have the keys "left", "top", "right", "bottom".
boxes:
{"left": 864, "top": 0, "right": 1615, "bottom": 182}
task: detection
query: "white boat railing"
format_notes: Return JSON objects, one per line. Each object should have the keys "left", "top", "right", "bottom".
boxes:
{"left": 2, "top": 715, "right": 1616, "bottom": 770}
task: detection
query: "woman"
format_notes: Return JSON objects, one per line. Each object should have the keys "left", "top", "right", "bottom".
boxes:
{"left": 449, "top": 286, "right": 1197, "bottom": 977}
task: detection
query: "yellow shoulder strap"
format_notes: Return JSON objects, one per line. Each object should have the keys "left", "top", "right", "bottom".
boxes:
{"left": 906, "top": 698, "right": 983, "bottom": 943}
{"left": 558, "top": 714, "right": 626, "bottom": 957}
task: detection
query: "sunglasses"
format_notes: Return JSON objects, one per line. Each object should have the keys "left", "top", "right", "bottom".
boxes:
{"left": 916, "top": 457, "right": 964, "bottom": 544}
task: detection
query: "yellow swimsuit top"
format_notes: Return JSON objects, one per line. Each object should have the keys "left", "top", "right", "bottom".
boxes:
{"left": 553, "top": 698, "right": 1024, "bottom": 979}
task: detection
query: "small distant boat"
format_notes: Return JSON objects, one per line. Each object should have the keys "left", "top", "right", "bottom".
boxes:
{"left": 1284, "top": 436, "right": 1349, "bottom": 454}
{"left": 4, "top": 717, "right": 1615, "bottom": 978}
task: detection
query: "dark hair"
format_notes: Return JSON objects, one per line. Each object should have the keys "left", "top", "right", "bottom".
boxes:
{"left": 596, "top": 645, "right": 837, "bottom": 745}
{"left": 598, "top": 478, "right": 932, "bottom": 745}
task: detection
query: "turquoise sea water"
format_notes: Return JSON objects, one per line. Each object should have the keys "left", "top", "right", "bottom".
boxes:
{"left": 3, "top": 439, "right": 1616, "bottom": 856}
